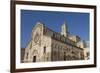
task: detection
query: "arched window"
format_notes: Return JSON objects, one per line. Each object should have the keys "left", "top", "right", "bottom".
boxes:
{"left": 44, "top": 46, "right": 46, "bottom": 54}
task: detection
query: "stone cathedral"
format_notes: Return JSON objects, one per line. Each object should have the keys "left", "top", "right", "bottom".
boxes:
{"left": 23, "top": 22, "right": 89, "bottom": 63}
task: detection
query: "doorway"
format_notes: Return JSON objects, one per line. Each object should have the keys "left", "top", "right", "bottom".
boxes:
{"left": 33, "top": 56, "right": 36, "bottom": 62}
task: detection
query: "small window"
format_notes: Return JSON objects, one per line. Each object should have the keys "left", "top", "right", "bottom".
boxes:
{"left": 44, "top": 46, "right": 46, "bottom": 54}
{"left": 53, "top": 33, "right": 55, "bottom": 36}
{"left": 64, "top": 52, "right": 66, "bottom": 61}
{"left": 26, "top": 53, "right": 28, "bottom": 59}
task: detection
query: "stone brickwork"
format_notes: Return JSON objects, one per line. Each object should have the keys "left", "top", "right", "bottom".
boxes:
{"left": 23, "top": 22, "right": 89, "bottom": 63}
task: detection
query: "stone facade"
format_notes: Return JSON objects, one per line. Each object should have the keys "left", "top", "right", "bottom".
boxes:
{"left": 23, "top": 22, "right": 89, "bottom": 63}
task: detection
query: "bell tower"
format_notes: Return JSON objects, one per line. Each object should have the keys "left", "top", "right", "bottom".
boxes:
{"left": 61, "top": 22, "right": 69, "bottom": 37}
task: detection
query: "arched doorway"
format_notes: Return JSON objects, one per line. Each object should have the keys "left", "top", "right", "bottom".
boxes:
{"left": 32, "top": 50, "right": 38, "bottom": 62}
{"left": 33, "top": 56, "right": 36, "bottom": 62}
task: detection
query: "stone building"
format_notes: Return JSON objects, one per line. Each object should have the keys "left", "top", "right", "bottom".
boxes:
{"left": 23, "top": 22, "right": 89, "bottom": 63}
{"left": 21, "top": 48, "right": 25, "bottom": 63}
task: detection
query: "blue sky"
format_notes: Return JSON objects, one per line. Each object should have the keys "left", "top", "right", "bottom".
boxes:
{"left": 21, "top": 10, "right": 89, "bottom": 48}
